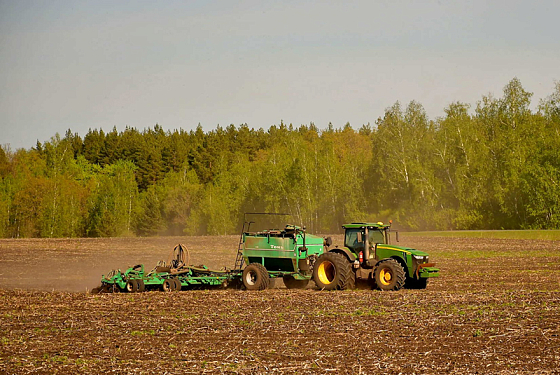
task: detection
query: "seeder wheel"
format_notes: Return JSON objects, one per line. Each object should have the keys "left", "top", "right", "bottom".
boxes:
{"left": 163, "top": 278, "right": 179, "bottom": 292}
{"left": 126, "top": 279, "right": 139, "bottom": 293}
{"left": 242, "top": 263, "right": 270, "bottom": 290}
{"left": 137, "top": 279, "right": 146, "bottom": 292}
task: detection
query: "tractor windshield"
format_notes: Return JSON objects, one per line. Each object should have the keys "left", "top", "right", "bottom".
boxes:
{"left": 345, "top": 227, "right": 387, "bottom": 253}
{"left": 368, "top": 229, "right": 385, "bottom": 245}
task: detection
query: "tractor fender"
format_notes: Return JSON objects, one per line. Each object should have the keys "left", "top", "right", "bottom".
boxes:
{"left": 328, "top": 248, "right": 356, "bottom": 262}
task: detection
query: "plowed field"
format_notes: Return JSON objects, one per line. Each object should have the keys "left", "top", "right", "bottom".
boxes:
{"left": 1, "top": 235, "right": 559, "bottom": 374}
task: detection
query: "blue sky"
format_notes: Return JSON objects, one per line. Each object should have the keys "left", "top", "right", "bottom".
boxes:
{"left": 1, "top": 0, "right": 559, "bottom": 150}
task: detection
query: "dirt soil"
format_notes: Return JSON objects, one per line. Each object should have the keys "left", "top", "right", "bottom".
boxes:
{"left": 1, "top": 235, "right": 559, "bottom": 374}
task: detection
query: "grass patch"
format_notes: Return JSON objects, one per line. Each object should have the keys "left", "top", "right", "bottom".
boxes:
{"left": 434, "top": 249, "right": 560, "bottom": 259}
{"left": 404, "top": 230, "right": 560, "bottom": 241}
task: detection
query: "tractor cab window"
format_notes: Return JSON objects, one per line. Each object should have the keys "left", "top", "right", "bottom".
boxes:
{"left": 345, "top": 228, "right": 365, "bottom": 252}
{"left": 368, "top": 229, "right": 385, "bottom": 245}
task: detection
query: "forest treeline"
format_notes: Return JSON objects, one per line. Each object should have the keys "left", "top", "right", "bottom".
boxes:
{"left": 1, "top": 78, "right": 559, "bottom": 237}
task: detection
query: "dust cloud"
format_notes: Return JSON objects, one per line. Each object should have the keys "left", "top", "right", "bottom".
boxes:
{"left": 0, "top": 236, "right": 240, "bottom": 292}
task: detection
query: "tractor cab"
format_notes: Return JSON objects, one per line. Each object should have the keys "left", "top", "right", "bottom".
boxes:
{"left": 343, "top": 222, "right": 392, "bottom": 256}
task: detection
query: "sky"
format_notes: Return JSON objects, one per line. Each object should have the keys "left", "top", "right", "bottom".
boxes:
{"left": 1, "top": 0, "right": 559, "bottom": 150}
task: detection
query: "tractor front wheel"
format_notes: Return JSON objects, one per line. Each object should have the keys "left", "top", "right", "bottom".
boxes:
{"left": 283, "top": 275, "right": 309, "bottom": 289}
{"left": 374, "top": 259, "right": 406, "bottom": 291}
{"left": 313, "top": 252, "right": 354, "bottom": 290}
{"left": 242, "top": 263, "right": 270, "bottom": 290}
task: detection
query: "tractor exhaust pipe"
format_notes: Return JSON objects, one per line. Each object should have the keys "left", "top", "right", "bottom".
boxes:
{"left": 363, "top": 227, "right": 370, "bottom": 265}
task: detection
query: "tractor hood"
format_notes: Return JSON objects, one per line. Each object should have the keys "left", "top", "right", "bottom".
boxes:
{"left": 376, "top": 244, "right": 429, "bottom": 257}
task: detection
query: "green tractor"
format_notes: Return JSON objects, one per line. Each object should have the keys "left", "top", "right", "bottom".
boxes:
{"left": 313, "top": 222, "right": 439, "bottom": 291}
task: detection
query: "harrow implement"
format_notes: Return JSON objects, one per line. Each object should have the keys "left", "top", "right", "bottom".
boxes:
{"left": 92, "top": 244, "right": 241, "bottom": 293}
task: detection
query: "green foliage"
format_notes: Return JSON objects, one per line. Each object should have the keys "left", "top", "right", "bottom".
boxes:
{"left": 135, "top": 185, "right": 165, "bottom": 236}
{"left": 406, "top": 229, "right": 560, "bottom": 241}
{"left": 86, "top": 160, "right": 138, "bottom": 237}
{"left": 1, "top": 78, "right": 559, "bottom": 237}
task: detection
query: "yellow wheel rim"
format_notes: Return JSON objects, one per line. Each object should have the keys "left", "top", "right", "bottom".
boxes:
{"left": 379, "top": 268, "right": 392, "bottom": 286}
{"left": 317, "top": 261, "right": 336, "bottom": 285}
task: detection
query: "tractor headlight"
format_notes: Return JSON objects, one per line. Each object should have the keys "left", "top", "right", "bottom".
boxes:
{"left": 413, "top": 255, "right": 427, "bottom": 263}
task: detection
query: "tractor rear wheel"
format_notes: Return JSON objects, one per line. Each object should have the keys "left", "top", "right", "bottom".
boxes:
{"left": 374, "top": 259, "right": 406, "bottom": 291}
{"left": 126, "top": 279, "right": 139, "bottom": 293}
{"left": 242, "top": 263, "right": 270, "bottom": 290}
{"left": 313, "top": 252, "right": 354, "bottom": 290}
{"left": 283, "top": 275, "right": 309, "bottom": 289}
